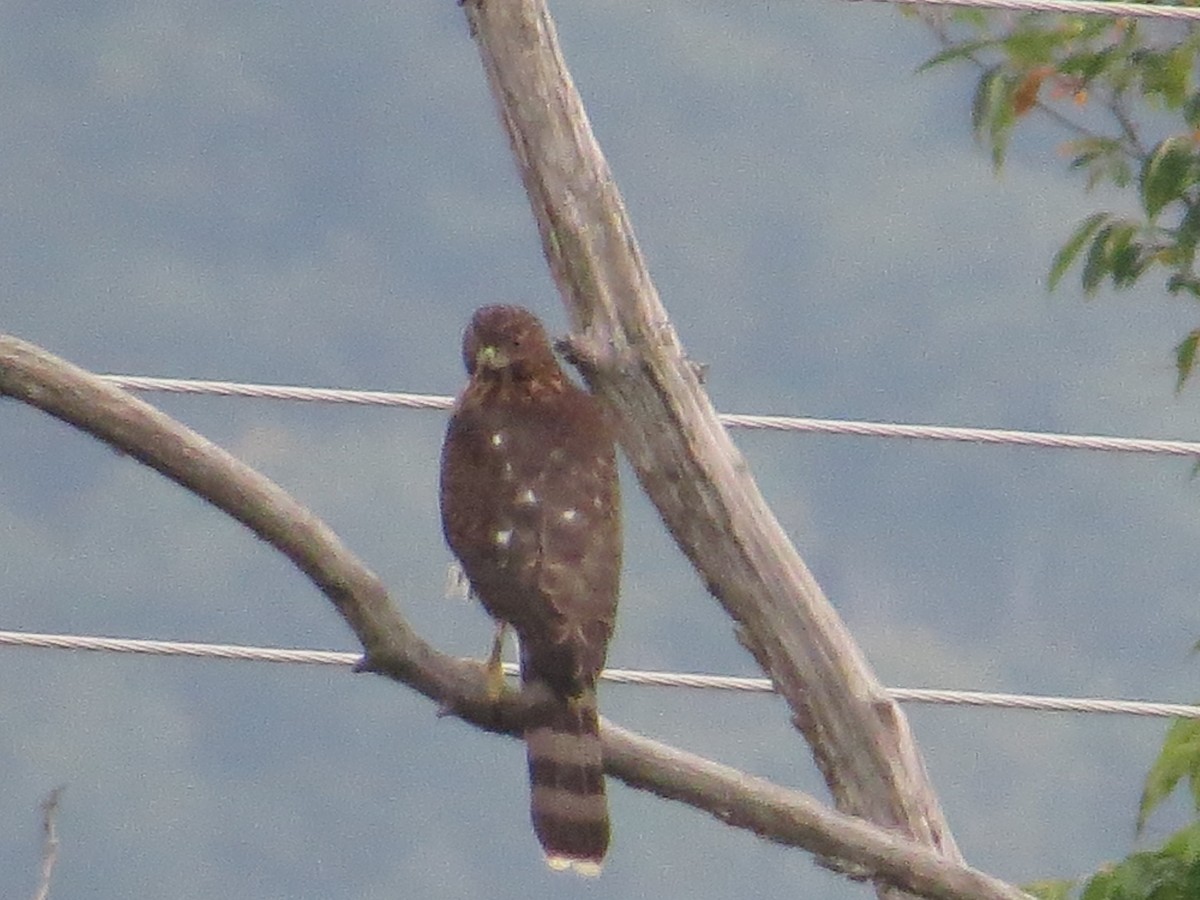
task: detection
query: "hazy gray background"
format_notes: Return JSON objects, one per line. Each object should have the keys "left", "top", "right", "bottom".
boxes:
{"left": 3, "top": 2, "right": 1198, "bottom": 897}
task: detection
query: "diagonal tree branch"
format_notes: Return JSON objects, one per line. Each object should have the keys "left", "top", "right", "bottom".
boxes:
{"left": 1, "top": 334, "right": 1027, "bottom": 900}
{"left": 461, "top": 2, "right": 973, "bottom": 898}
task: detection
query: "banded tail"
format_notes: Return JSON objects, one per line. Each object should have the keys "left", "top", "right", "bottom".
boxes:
{"left": 524, "top": 685, "right": 608, "bottom": 875}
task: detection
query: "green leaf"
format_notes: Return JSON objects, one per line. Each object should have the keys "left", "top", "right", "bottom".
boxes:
{"left": 969, "top": 65, "right": 1018, "bottom": 169}
{"left": 1079, "top": 867, "right": 1116, "bottom": 900}
{"left": 1142, "top": 46, "right": 1195, "bottom": 110}
{"left": 1082, "top": 224, "right": 1116, "bottom": 294}
{"left": 1184, "top": 92, "right": 1200, "bottom": 129}
{"left": 991, "top": 126, "right": 1014, "bottom": 169}
{"left": 1050, "top": 212, "right": 1111, "bottom": 290}
{"left": 1140, "top": 136, "right": 1197, "bottom": 220}
{"left": 1059, "top": 46, "right": 1118, "bottom": 81}
{"left": 1004, "top": 23, "right": 1066, "bottom": 68}
{"left": 1168, "top": 276, "right": 1200, "bottom": 299}
{"left": 1165, "top": 48, "right": 1193, "bottom": 110}
{"left": 1162, "top": 821, "right": 1200, "bottom": 863}
{"left": 1108, "top": 230, "right": 1146, "bottom": 287}
{"left": 1175, "top": 330, "right": 1200, "bottom": 392}
{"left": 1075, "top": 221, "right": 1148, "bottom": 293}
{"left": 1138, "top": 717, "right": 1200, "bottom": 831}
{"left": 1079, "top": 844, "right": 1200, "bottom": 900}
{"left": 972, "top": 66, "right": 1006, "bottom": 140}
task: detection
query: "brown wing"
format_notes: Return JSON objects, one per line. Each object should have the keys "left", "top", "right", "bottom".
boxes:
{"left": 440, "top": 383, "right": 619, "bottom": 693}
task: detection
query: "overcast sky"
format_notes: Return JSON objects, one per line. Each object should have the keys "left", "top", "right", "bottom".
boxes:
{"left": 4, "top": 2, "right": 1200, "bottom": 898}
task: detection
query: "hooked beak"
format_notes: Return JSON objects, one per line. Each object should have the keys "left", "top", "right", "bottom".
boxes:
{"left": 475, "top": 345, "right": 510, "bottom": 370}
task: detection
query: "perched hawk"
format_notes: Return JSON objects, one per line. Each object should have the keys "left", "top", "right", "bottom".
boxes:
{"left": 439, "top": 305, "right": 621, "bottom": 875}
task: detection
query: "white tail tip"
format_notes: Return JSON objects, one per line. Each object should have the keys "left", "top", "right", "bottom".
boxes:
{"left": 545, "top": 855, "right": 603, "bottom": 877}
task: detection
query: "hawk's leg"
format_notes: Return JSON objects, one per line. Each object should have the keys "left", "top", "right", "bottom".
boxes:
{"left": 485, "top": 621, "right": 508, "bottom": 700}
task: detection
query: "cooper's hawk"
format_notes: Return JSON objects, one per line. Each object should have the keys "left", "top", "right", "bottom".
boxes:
{"left": 439, "top": 305, "right": 621, "bottom": 875}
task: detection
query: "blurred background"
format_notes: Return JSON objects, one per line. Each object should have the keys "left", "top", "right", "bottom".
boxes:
{"left": 2, "top": 2, "right": 1197, "bottom": 897}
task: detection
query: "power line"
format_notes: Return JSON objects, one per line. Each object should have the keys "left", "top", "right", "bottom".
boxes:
{"left": 885, "top": 0, "right": 1200, "bottom": 21}
{"left": 2, "top": 628, "right": 1197, "bottom": 719}
{"left": 103, "top": 375, "right": 454, "bottom": 411}
{"left": 99, "top": 374, "right": 1200, "bottom": 459}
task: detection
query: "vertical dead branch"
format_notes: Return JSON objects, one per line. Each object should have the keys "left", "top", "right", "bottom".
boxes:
{"left": 462, "top": 2, "right": 963, "bottom": 895}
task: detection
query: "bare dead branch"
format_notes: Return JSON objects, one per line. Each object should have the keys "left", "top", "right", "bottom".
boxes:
{"left": 32, "top": 786, "right": 64, "bottom": 900}
{"left": 604, "top": 724, "right": 1029, "bottom": 900}
{"left": 461, "top": 2, "right": 980, "bottom": 898}
{"left": 1, "top": 335, "right": 1028, "bottom": 900}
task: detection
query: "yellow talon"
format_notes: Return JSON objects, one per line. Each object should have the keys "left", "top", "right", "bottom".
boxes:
{"left": 485, "top": 622, "right": 508, "bottom": 699}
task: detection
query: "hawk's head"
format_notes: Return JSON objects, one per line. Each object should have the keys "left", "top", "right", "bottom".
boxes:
{"left": 462, "top": 305, "right": 563, "bottom": 385}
